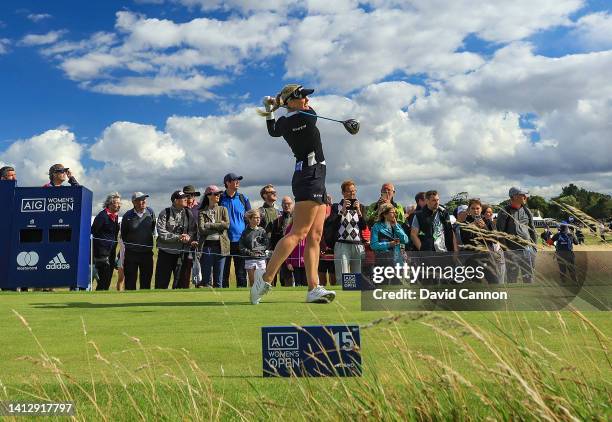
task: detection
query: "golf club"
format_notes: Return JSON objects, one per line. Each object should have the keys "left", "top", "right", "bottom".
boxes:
{"left": 291, "top": 109, "right": 360, "bottom": 135}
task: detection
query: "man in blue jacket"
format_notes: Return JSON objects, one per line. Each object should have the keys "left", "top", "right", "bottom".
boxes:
{"left": 220, "top": 173, "right": 251, "bottom": 288}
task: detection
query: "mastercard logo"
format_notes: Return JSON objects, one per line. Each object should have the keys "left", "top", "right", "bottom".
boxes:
{"left": 16, "top": 251, "right": 39, "bottom": 267}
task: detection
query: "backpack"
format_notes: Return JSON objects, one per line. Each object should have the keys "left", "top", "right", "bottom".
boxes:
{"left": 555, "top": 232, "right": 573, "bottom": 252}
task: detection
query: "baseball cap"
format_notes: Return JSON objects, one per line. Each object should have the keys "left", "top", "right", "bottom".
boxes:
{"left": 182, "top": 185, "right": 201, "bottom": 196}
{"left": 131, "top": 192, "right": 149, "bottom": 201}
{"left": 457, "top": 204, "right": 468, "bottom": 214}
{"left": 223, "top": 173, "right": 243, "bottom": 184}
{"left": 171, "top": 190, "right": 188, "bottom": 202}
{"left": 49, "top": 164, "right": 68, "bottom": 175}
{"left": 204, "top": 185, "right": 222, "bottom": 195}
{"left": 280, "top": 84, "right": 314, "bottom": 104}
{"left": 509, "top": 187, "right": 529, "bottom": 197}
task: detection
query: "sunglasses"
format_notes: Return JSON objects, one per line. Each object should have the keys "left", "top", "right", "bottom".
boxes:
{"left": 264, "top": 190, "right": 277, "bottom": 195}
{"left": 287, "top": 86, "right": 308, "bottom": 100}
{"left": 208, "top": 192, "right": 222, "bottom": 196}
{"left": 54, "top": 168, "right": 69, "bottom": 174}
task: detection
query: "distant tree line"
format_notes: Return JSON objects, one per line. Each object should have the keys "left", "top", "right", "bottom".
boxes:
{"left": 444, "top": 184, "right": 611, "bottom": 221}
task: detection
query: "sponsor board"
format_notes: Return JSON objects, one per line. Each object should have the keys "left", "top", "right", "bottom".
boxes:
{"left": 21, "top": 197, "right": 75, "bottom": 213}
{"left": 46, "top": 253, "right": 70, "bottom": 270}
{"left": 342, "top": 273, "right": 361, "bottom": 290}
{"left": 262, "top": 325, "right": 361, "bottom": 377}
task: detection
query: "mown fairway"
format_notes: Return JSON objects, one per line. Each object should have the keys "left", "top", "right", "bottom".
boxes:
{"left": 0, "top": 288, "right": 610, "bottom": 420}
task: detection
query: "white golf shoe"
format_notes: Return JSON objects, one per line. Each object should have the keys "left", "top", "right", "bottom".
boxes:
{"left": 250, "top": 269, "right": 272, "bottom": 305}
{"left": 306, "top": 285, "right": 336, "bottom": 303}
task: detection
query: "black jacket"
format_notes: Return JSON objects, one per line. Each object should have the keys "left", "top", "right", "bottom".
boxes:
{"left": 121, "top": 207, "right": 156, "bottom": 253}
{"left": 459, "top": 216, "right": 495, "bottom": 249}
{"left": 92, "top": 210, "right": 120, "bottom": 258}
{"left": 413, "top": 206, "right": 455, "bottom": 252}
{"left": 323, "top": 202, "right": 367, "bottom": 248}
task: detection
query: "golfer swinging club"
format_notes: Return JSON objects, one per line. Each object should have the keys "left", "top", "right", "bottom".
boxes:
{"left": 251, "top": 84, "right": 336, "bottom": 304}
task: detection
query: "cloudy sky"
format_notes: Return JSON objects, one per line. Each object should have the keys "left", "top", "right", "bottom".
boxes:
{"left": 1, "top": 0, "right": 611, "bottom": 211}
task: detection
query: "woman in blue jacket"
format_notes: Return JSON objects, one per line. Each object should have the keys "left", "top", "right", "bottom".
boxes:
{"left": 371, "top": 203, "right": 410, "bottom": 266}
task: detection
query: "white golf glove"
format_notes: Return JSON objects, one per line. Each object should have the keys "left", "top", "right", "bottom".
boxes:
{"left": 262, "top": 96, "right": 275, "bottom": 119}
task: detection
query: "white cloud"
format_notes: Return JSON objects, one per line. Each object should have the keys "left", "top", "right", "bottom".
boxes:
{"left": 5, "top": 1, "right": 611, "bottom": 209}
{"left": 47, "top": 11, "right": 290, "bottom": 98}
{"left": 0, "top": 129, "right": 84, "bottom": 187}
{"left": 572, "top": 12, "right": 612, "bottom": 51}
{"left": 29, "top": 1, "right": 589, "bottom": 98}
{"left": 27, "top": 13, "right": 52, "bottom": 23}
{"left": 89, "top": 73, "right": 226, "bottom": 98}
{"left": 3, "top": 71, "right": 611, "bottom": 211}
{"left": 0, "top": 38, "right": 10, "bottom": 54}
{"left": 284, "top": 0, "right": 584, "bottom": 92}
{"left": 165, "top": 0, "right": 299, "bottom": 13}
{"left": 20, "top": 30, "right": 66, "bottom": 46}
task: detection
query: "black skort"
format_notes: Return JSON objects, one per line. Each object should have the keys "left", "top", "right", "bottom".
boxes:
{"left": 292, "top": 162, "right": 327, "bottom": 205}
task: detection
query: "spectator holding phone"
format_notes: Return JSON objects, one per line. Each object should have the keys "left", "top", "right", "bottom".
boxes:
{"left": 366, "top": 183, "right": 405, "bottom": 226}
{"left": 327, "top": 180, "right": 367, "bottom": 284}
{"left": 371, "top": 203, "right": 410, "bottom": 267}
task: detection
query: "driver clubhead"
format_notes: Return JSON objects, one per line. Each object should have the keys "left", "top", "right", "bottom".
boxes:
{"left": 343, "top": 119, "right": 360, "bottom": 135}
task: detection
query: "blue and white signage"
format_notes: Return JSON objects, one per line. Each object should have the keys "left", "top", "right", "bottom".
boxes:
{"left": 262, "top": 325, "right": 361, "bottom": 377}
{"left": 342, "top": 273, "right": 361, "bottom": 290}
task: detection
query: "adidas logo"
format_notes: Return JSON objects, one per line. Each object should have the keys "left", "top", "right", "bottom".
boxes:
{"left": 46, "top": 252, "right": 71, "bottom": 270}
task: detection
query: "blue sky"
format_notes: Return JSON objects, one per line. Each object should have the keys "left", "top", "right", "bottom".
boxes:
{"left": 1, "top": 0, "right": 611, "bottom": 209}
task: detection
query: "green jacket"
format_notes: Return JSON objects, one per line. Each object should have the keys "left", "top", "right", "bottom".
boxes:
{"left": 366, "top": 200, "right": 405, "bottom": 227}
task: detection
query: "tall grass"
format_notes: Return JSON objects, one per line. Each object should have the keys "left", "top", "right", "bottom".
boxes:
{"left": 3, "top": 309, "right": 610, "bottom": 421}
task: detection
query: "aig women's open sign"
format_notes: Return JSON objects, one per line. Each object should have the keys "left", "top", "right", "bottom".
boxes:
{"left": 262, "top": 325, "right": 361, "bottom": 377}
{"left": 21, "top": 197, "right": 75, "bottom": 212}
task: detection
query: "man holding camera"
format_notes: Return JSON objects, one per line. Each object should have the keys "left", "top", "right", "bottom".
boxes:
{"left": 327, "top": 180, "right": 367, "bottom": 284}
{"left": 155, "top": 190, "right": 198, "bottom": 289}
{"left": 43, "top": 164, "right": 80, "bottom": 187}
{"left": 366, "top": 183, "right": 405, "bottom": 227}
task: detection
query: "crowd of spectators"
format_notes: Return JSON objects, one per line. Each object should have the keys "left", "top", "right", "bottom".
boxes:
{"left": 2, "top": 163, "right": 601, "bottom": 291}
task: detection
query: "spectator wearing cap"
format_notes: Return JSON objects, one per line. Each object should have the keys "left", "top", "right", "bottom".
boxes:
{"left": 155, "top": 190, "right": 198, "bottom": 289}
{"left": 198, "top": 185, "right": 230, "bottom": 288}
{"left": 91, "top": 192, "right": 121, "bottom": 290}
{"left": 0, "top": 166, "right": 16, "bottom": 181}
{"left": 120, "top": 192, "right": 156, "bottom": 290}
{"left": 43, "top": 164, "right": 80, "bottom": 187}
{"left": 220, "top": 173, "right": 251, "bottom": 288}
{"left": 366, "top": 183, "right": 405, "bottom": 227}
{"left": 180, "top": 185, "right": 201, "bottom": 287}
{"left": 496, "top": 187, "right": 537, "bottom": 283}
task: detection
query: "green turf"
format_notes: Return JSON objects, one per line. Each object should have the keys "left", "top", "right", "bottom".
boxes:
{"left": 1, "top": 289, "right": 610, "bottom": 420}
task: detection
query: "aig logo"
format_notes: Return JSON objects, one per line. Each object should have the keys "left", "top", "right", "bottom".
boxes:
{"left": 268, "top": 333, "right": 299, "bottom": 351}
{"left": 21, "top": 198, "right": 46, "bottom": 212}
